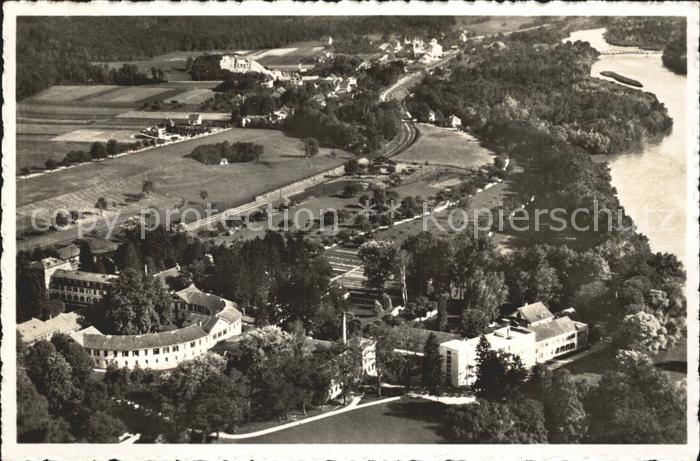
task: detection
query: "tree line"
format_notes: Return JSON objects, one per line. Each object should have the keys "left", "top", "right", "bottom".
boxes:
{"left": 17, "top": 16, "right": 454, "bottom": 100}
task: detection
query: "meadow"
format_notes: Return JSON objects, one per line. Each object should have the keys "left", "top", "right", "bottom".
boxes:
{"left": 395, "top": 123, "right": 495, "bottom": 170}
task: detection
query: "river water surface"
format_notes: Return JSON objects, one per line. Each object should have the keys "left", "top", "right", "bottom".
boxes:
{"left": 564, "top": 28, "right": 687, "bottom": 261}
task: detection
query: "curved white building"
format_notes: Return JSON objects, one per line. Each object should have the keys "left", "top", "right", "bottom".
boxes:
{"left": 72, "top": 285, "right": 242, "bottom": 370}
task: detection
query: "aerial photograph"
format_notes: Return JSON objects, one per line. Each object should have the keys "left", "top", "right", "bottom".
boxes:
{"left": 5, "top": 9, "right": 695, "bottom": 453}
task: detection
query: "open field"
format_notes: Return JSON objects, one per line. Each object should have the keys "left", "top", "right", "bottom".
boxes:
{"left": 234, "top": 397, "right": 446, "bottom": 444}
{"left": 168, "top": 88, "right": 215, "bottom": 104}
{"left": 116, "top": 110, "right": 230, "bottom": 121}
{"left": 51, "top": 128, "right": 139, "bottom": 143}
{"left": 17, "top": 128, "right": 351, "bottom": 247}
{"left": 16, "top": 140, "right": 93, "bottom": 170}
{"left": 395, "top": 124, "right": 495, "bottom": 170}
{"left": 88, "top": 86, "right": 176, "bottom": 103}
{"left": 454, "top": 16, "right": 539, "bottom": 35}
{"left": 32, "top": 85, "right": 119, "bottom": 103}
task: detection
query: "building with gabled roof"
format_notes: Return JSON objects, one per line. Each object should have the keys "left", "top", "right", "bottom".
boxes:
{"left": 18, "top": 312, "right": 82, "bottom": 345}
{"left": 508, "top": 301, "right": 555, "bottom": 326}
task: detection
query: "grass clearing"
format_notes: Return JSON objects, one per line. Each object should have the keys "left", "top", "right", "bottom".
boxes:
{"left": 32, "top": 85, "right": 119, "bottom": 102}
{"left": 17, "top": 128, "right": 350, "bottom": 235}
{"left": 169, "top": 88, "right": 215, "bottom": 104}
{"left": 16, "top": 140, "right": 93, "bottom": 169}
{"left": 51, "top": 128, "right": 139, "bottom": 143}
{"left": 88, "top": 86, "right": 176, "bottom": 103}
{"left": 234, "top": 397, "right": 446, "bottom": 444}
{"left": 454, "top": 16, "right": 538, "bottom": 35}
{"left": 395, "top": 124, "right": 496, "bottom": 170}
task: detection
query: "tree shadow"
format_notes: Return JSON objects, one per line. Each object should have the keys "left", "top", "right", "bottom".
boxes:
{"left": 382, "top": 398, "right": 448, "bottom": 441}
{"left": 655, "top": 360, "right": 686, "bottom": 375}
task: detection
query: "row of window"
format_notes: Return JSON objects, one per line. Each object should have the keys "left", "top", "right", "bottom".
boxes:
{"left": 51, "top": 284, "right": 106, "bottom": 296}
{"left": 86, "top": 328, "right": 233, "bottom": 359}
{"left": 51, "top": 278, "right": 111, "bottom": 290}
{"left": 54, "top": 293, "right": 96, "bottom": 304}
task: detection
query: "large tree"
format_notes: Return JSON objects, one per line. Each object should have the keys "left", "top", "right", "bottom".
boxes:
{"left": 472, "top": 335, "right": 527, "bottom": 401}
{"left": 421, "top": 333, "right": 443, "bottom": 391}
{"left": 96, "top": 268, "right": 171, "bottom": 335}
{"left": 24, "top": 341, "right": 76, "bottom": 414}
{"left": 188, "top": 374, "right": 248, "bottom": 440}
{"left": 442, "top": 398, "right": 548, "bottom": 443}
{"left": 82, "top": 411, "right": 127, "bottom": 443}
{"left": 17, "top": 369, "right": 51, "bottom": 442}
{"left": 358, "top": 240, "right": 399, "bottom": 291}
{"left": 584, "top": 358, "right": 686, "bottom": 443}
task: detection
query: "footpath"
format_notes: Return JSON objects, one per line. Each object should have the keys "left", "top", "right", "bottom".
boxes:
{"left": 214, "top": 395, "right": 401, "bottom": 440}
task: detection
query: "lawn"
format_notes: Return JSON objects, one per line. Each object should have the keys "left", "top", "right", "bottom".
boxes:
{"left": 16, "top": 140, "right": 93, "bottom": 169}
{"left": 233, "top": 397, "right": 447, "bottom": 444}
{"left": 395, "top": 124, "right": 496, "bottom": 170}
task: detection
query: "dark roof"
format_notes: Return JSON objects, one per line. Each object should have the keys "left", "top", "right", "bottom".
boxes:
{"left": 52, "top": 269, "right": 118, "bottom": 283}
{"left": 529, "top": 317, "right": 577, "bottom": 342}
{"left": 392, "top": 327, "right": 461, "bottom": 352}
{"left": 84, "top": 238, "right": 119, "bottom": 255}
{"left": 55, "top": 243, "right": 80, "bottom": 260}
{"left": 83, "top": 324, "right": 207, "bottom": 351}
{"left": 512, "top": 302, "right": 554, "bottom": 324}
{"left": 446, "top": 299, "right": 464, "bottom": 316}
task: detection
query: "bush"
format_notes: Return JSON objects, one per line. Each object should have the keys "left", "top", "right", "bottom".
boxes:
{"left": 188, "top": 141, "right": 264, "bottom": 164}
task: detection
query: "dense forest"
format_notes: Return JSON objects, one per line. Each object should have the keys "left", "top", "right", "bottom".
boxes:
{"left": 603, "top": 17, "right": 687, "bottom": 75}
{"left": 407, "top": 40, "right": 671, "bottom": 156}
{"left": 16, "top": 16, "right": 455, "bottom": 100}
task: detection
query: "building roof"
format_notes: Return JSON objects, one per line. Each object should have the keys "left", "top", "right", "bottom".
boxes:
{"left": 391, "top": 326, "right": 461, "bottom": 352}
{"left": 31, "top": 257, "right": 71, "bottom": 270}
{"left": 174, "top": 285, "right": 242, "bottom": 324}
{"left": 17, "top": 312, "right": 82, "bottom": 343}
{"left": 83, "top": 324, "right": 208, "bottom": 351}
{"left": 529, "top": 316, "right": 577, "bottom": 342}
{"left": 512, "top": 302, "right": 554, "bottom": 324}
{"left": 55, "top": 243, "right": 80, "bottom": 260}
{"left": 152, "top": 266, "right": 180, "bottom": 288}
{"left": 84, "top": 237, "right": 119, "bottom": 255}
{"left": 51, "top": 269, "right": 118, "bottom": 284}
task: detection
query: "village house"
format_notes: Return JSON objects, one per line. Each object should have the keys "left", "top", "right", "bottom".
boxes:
{"left": 446, "top": 114, "right": 462, "bottom": 129}
{"left": 270, "top": 86, "right": 287, "bottom": 100}
{"left": 423, "top": 38, "right": 444, "bottom": 61}
{"left": 54, "top": 243, "right": 81, "bottom": 269}
{"left": 187, "top": 113, "right": 202, "bottom": 126}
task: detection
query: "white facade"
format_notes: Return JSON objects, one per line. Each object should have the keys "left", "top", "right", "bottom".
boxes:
{"left": 75, "top": 286, "right": 243, "bottom": 370}
{"left": 439, "top": 304, "right": 589, "bottom": 387}
{"left": 440, "top": 326, "right": 536, "bottom": 387}
{"left": 31, "top": 257, "right": 73, "bottom": 289}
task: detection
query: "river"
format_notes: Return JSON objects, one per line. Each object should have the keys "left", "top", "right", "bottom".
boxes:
{"left": 564, "top": 28, "right": 687, "bottom": 261}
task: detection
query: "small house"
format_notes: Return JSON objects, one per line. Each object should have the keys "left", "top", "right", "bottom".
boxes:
{"left": 188, "top": 113, "right": 203, "bottom": 126}
{"left": 219, "top": 158, "right": 229, "bottom": 166}
{"left": 446, "top": 114, "right": 462, "bottom": 129}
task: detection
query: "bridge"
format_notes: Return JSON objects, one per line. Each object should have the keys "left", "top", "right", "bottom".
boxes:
{"left": 601, "top": 50, "right": 662, "bottom": 56}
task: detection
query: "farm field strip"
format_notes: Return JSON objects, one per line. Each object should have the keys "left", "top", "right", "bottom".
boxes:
{"left": 116, "top": 110, "right": 230, "bottom": 120}
{"left": 168, "top": 88, "right": 215, "bottom": 104}
{"left": 87, "top": 86, "right": 176, "bottom": 103}
{"left": 32, "top": 85, "right": 120, "bottom": 102}
{"left": 50, "top": 128, "right": 140, "bottom": 143}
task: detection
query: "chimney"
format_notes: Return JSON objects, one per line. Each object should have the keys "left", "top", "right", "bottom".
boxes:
{"left": 342, "top": 311, "right": 347, "bottom": 345}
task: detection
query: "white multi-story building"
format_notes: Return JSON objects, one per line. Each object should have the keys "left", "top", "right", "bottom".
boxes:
{"left": 31, "top": 257, "right": 73, "bottom": 289}
{"left": 439, "top": 302, "right": 588, "bottom": 387}
{"left": 18, "top": 312, "right": 82, "bottom": 345}
{"left": 49, "top": 269, "right": 118, "bottom": 308}
{"left": 71, "top": 285, "right": 243, "bottom": 370}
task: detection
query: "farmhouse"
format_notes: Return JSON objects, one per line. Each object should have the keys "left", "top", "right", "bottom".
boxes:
{"left": 72, "top": 285, "right": 243, "bottom": 370}
{"left": 49, "top": 269, "right": 118, "bottom": 308}
{"left": 220, "top": 54, "right": 270, "bottom": 75}
{"left": 439, "top": 302, "right": 588, "bottom": 387}
{"left": 17, "top": 312, "right": 82, "bottom": 345}
{"left": 188, "top": 113, "right": 202, "bottom": 125}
